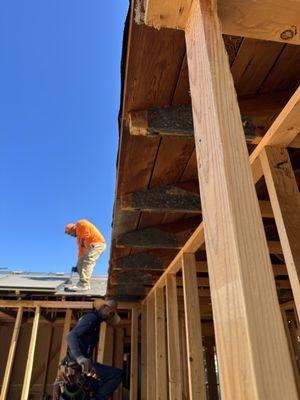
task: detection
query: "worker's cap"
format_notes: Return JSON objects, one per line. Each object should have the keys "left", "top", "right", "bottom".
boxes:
{"left": 65, "top": 223, "right": 75, "bottom": 233}
{"left": 94, "top": 299, "right": 121, "bottom": 326}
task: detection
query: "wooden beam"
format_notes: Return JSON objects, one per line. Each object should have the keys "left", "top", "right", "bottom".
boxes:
{"left": 182, "top": 253, "right": 206, "bottom": 399}
{"left": 0, "top": 307, "right": 23, "bottom": 400}
{"left": 260, "top": 146, "right": 300, "bottom": 319}
{"left": 113, "top": 328, "right": 124, "bottom": 400}
{"left": 0, "top": 300, "right": 138, "bottom": 310}
{"left": 117, "top": 227, "right": 181, "bottom": 249}
{"left": 97, "top": 322, "right": 114, "bottom": 364}
{"left": 143, "top": 0, "right": 300, "bottom": 44}
{"left": 113, "top": 252, "right": 164, "bottom": 270}
{"left": 147, "top": 294, "right": 156, "bottom": 399}
{"left": 129, "top": 105, "right": 255, "bottom": 142}
{"left": 58, "top": 309, "right": 72, "bottom": 364}
{"left": 122, "top": 185, "right": 201, "bottom": 214}
{"left": 130, "top": 308, "right": 138, "bottom": 400}
{"left": 165, "top": 275, "right": 182, "bottom": 400}
{"left": 21, "top": 306, "right": 41, "bottom": 400}
{"left": 185, "top": 1, "right": 298, "bottom": 399}
{"left": 155, "top": 287, "right": 168, "bottom": 400}
{"left": 141, "top": 304, "right": 147, "bottom": 400}
{"left": 121, "top": 185, "right": 274, "bottom": 217}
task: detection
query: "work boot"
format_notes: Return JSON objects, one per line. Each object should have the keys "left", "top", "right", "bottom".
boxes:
{"left": 65, "top": 282, "right": 90, "bottom": 292}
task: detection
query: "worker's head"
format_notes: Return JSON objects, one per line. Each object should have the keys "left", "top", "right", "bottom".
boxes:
{"left": 98, "top": 299, "right": 120, "bottom": 326}
{"left": 65, "top": 223, "right": 76, "bottom": 237}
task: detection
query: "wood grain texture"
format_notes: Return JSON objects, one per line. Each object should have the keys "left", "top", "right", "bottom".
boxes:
{"left": 130, "top": 308, "right": 138, "bottom": 400}
{"left": 166, "top": 274, "right": 182, "bottom": 400}
{"left": 182, "top": 253, "right": 206, "bottom": 400}
{"left": 155, "top": 287, "right": 168, "bottom": 400}
{"left": 260, "top": 146, "right": 300, "bottom": 318}
{"left": 185, "top": 1, "right": 298, "bottom": 398}
{"left": 0, "top": 307, "right": 23, "bottom": 400}
{"left": 146, "top": 294, "right": 156, "bottom": 399}
{"left": 21, "top": 307, "right": 40, "bottom": 400}
{"left": 113, "top": 328, "right": 124, "bottom": 400}
{"left": 141, "top": 304, "right": 147, "bottom": 400}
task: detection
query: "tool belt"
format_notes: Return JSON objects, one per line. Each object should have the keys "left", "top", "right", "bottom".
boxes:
{"left": 53, "top": 362, "right": 95, "bottom": 400}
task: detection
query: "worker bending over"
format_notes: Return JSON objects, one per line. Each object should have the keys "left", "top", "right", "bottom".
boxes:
{"left": 65, "top": 219, "right": 106, "bottom": 291}
{"left": 54, "top": 300, "right": 123, "bottom": 400}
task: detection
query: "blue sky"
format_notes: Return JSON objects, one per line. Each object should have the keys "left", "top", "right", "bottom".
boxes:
{"left": 0, "top": 1, "right": 129, "bottom": 274}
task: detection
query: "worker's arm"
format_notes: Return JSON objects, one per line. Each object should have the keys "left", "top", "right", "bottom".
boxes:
{"left": 67, "top": 313, "right": 98, "bottom": 359}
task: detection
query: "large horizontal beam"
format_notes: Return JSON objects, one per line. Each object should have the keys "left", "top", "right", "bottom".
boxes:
{"left": 129, "top": 104, "right": 255, "bottom": 141}
{"left": 0, "top": 300, "right": 139, "bottom": 310}
{"left": 142, "top": 0, "right": 300, "bottom": 44}
{"left": 121, "top": 185, "right": 274, "bottom": 217}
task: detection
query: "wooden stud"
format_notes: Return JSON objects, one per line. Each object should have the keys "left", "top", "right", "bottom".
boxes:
{"left": 141, "top": 303, "right": 147, "bottom": 400}
{"left": 155, "top": 287, "right": 168, "bottom": 400}
{"left": 58, "top": 309, "right": 72, "bottom": 363}
{"left": 130, "top": 308, "right": 139, "bottom": 400}
{"left": 0, "top": 307, "right": 23, "bottom": 400}
{"left": 166, "top": 274, "right": 182, "bottom": 400}
{"left": 97, "top": 322, "right": 114, "bottom": 364}
{"left": 260, "top": 146, "right": 300, "bottom": 318}
{"left": 182, "top": 253, "right": 206, "bottom": 399}
{"left": 185, "top": 1, "right": 298, "bottom": 399}
{"left": 21, "top": 306, "right": 41, "bottom": 400}
{"left": 113, "top": 328, "right": 124, "bottom": 400}
{"left": 147, "top": 294, "right": 156, "bottom": 399}
{"left": 179, "top": 312, "right": 189, "bottom": 400}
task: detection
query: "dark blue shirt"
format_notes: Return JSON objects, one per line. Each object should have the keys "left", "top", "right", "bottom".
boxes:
{"left": 67, "top": 311, "right": 103, "bottom": 361}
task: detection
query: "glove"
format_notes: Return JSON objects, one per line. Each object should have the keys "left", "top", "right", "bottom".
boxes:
{"left": 76, "top": 356, "right": 93, "bottom": 374}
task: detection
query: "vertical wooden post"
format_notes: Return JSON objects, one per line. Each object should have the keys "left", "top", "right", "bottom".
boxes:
{"left": 113, "top": 327, "right": 124, "bottom": 400}
{"left": 1, "top": 307, "right": 23, "bottom": 400}
{"left": 179, "top": 312, "right": 189, "bottom": 400}
{"left": 130, "top": 308, "right": 138, "bottom": 400}
{"left": 260, "top": 146, "right": 300, "bottom": 317}
{"left": 166, "top": 274, "right": 182, "bottom": 400}
{"left": 97, "top": 322, "right": 114, "bottom": 364}
{"left": 58, "top": 309, "right": 72, "bottom": 363}
{"left": 182, "top": 253, "right": 206, "bottom": 400}
{"left": 141, "top": 303, "right": 147, "bottom": 400}
{"left": 155, "top": 287, "right": 168, "bottom": 400}
{"left": 204, "top": 336, "right": 219, "bottom": 400}
{"left": 185, "top": 1, "right": 298, "bottom": 398}
{"left": 21, "top": 306, "right": 41, "bottom": 400}
{"left": 147, "top": 294, "right": 156, "bottom": 399}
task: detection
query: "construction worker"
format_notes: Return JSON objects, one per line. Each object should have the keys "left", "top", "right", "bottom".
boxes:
{"left": 54, "top": 300, "right": 123, "bottom": 400}
{"left": 65, "top": 219, "right": 106, "bottom": 291}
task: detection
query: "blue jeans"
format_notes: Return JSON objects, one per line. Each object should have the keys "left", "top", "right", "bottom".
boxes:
{"left": 91, "top": 363, "right": 123, "bottom": 400}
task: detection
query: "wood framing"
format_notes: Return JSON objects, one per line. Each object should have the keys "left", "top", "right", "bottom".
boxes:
{"left": 144, "top": 0, "right": 300, "bottom": 44}
{"left": 58, "top": 309, "right": 72, "bottom": 363}
{"left": 184, "top": 1, "right": 298, "bottom": 399}
{"left": 182, "top": 253, "right": 206, "bottom": 399}
{"left": 146, "top": 294, "right": 156, "bottom": 399}
{"left": 140, "top": 304, "right": 147, "bottom": 400}
{"left": 21, "top": 306, "right": 41, "bottom": 400}
{"left": 155, "top": 287, "right": 168, "bottom": 400}
{"left": 260, "top": 146, "right": 300, "bottom": 318}
{"left": 165, "top": 274, "right": 182, "bottom": 400}
{"left": 0, "top": 307, "right": 23, "bottom": 400}
{"left": 97, "top": 322, "right": 114, "bottom": 364}
{"left": 113, "top": 328, "right": 124, "bottom": 400}
{"left": 130, "top": 308, "right": 138, "bottom": 400}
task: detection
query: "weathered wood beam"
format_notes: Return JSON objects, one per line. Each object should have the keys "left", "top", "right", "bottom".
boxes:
{"left": 112, "top": 252, "right": 164, "bottom": 270}
{"left": 260, "top": 146, "right": 300, "bottom": 319}
{"left": 129, "top": 105, "right": 255, "bottom": 142}
{"left": 121, "top": 185, "right": 275, "bottom": 218}
{"left": 143, "top": 0, "right": 300, "bottom": 44}
{"left": 121, "top": 185, "right": 201, "bottom": 214}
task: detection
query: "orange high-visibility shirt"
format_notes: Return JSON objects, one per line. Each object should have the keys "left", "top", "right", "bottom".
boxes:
{"left": 76, "top": 219, "right": 105, "bottom": 258}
